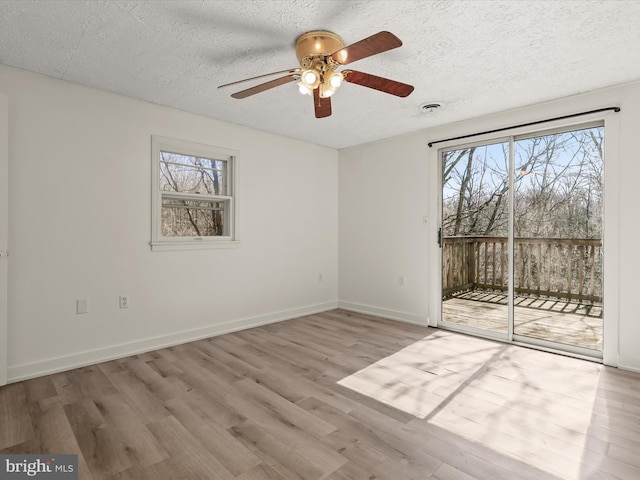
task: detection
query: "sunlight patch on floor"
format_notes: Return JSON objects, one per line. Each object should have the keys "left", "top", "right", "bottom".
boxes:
{"left": 337, "top": 330, "right": 601, "bottom": 479}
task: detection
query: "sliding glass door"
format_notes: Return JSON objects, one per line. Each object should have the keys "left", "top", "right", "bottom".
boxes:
{"left": 511, "top": 127, "right": 604, "bottom": 352}
{"left": 439, "top": 123, "right": 604, "bottom": 357}
{"left": 441, "top": 140, "right": 510, "bottom": 338}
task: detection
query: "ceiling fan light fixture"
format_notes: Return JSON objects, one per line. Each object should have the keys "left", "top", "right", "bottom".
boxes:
{"left": 319, "top": 83, "right": 335, "bottom": 98}
{"left": 327, "top": 71, "right": 343, "bottom": 88}
{"left": 317, "top": 71, "right": 343, "bottom": 98}
{"left": 298, "top": 83, "right": 312, "bottom": 95}
{"left": 301, "top": 69, "right": 320, "bottom": 89}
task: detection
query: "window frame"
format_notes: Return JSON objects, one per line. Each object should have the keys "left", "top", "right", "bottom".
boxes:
{"left": 151, "top": 135, "right": 239, "bottom": 251}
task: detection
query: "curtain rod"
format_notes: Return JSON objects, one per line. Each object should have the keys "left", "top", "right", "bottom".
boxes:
{"left": 427, "top": 106, "right": 621, "bottom": 148}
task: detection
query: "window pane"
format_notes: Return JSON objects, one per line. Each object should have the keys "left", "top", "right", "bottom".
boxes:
{"left": 441, "top": 141, "right": 510, "bottom": 334}
{"left": 514, "top": 126, "right": 603, "bottom": 239}
{"left": 161, "top": 198, "right": 225, "bottom": 237}
{"left": 160, "top": 151, "right": 226, "bottom": 195}
{"left": 442, "top": 142, "right": 510, "bottom": 237}
{"left": 513, "top": 126, "right": 603, "bottom": 348}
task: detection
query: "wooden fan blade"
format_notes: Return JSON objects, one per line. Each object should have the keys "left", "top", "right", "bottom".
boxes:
{"left": 343, "top": 70, "right": 414, "bottom": 97}
{"left": 231, "top": 75, "right": 298, "bottom": 99}
{"left": 330, "top": 31, "right": 402, "bottom": 65}
{"left": 219, "top": 68, "right": 300, "bottom": 89}
{"left": 313, "top": 87, "right": 332, "bottom": 118}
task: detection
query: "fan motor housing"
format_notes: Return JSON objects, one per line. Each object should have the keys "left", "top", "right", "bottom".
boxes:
{"left": 295, "top": 31, "right": 345, "bottom": 64}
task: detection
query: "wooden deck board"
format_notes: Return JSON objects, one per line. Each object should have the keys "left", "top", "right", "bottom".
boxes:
{"left": 443, "top": 292, "right": 603, "bottom": 351}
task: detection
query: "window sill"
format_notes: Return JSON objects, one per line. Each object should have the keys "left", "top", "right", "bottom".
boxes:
{"left": 150, "top": 240, "right": 240, "bottom": 252}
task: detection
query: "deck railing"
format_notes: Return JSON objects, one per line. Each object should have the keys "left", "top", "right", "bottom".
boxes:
{"left": 442, "top": 236, "right": 603, "bottom": 303}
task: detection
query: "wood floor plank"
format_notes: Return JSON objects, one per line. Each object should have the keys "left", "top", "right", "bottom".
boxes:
{"left": 119, "top": 358, "right": 189, "bottom": 402}
{"left": 144, "top": 355, "right": 184, "bottom": 379}
{"left": 105, "top": 370, "right": 171, "bottom": 425}
{"left": 146, "top": 415, "right": 235, "bottom": 480}
{"left": 0, "top": 382, "right": 33, "bottom": 450}
{"left": 408, "top": 422, "right": 556, "bottom": 480}
{"left": 431, "top": 462, "right": 480, "bottom": 480}
{"left": 51, "top": 365, "right": 119, "bottom": 408}
{"left": 245, "top": 367, "right": 312, "bottom": 404}
{"left": 324, "top": 428, "right": 436, "bottom": 480}
{"left": 298, "top": 395, "right": 442, "bottom": 474}
{"left": 20, "top": 399, "right": 95, "bottom": 480}
{"left": 233, "top": 377, "right": 336, "bottom": 436}
{"left": 578, "top": 454, "right": 640, "bottom": 480}
{"left": 190, "top": 340, "right": 263, "bottom": 381}
{"left": 230, "top": 421, "right": 327, "bottom": 480}
{"left": 171, "top": 342, "right": 250, "bottom": 385}
{"left": 22, "top": 375, "right": 58, "bottom": 406}
{"left": 175, "top": 389, "right": 246, "bottom": 430}
{"left": 429, "top": 410, "right": 583, "bottom": 479}
{"left": 326, "top": 461, "right": 381, "bottom": 480}
{"left": 231, "top": 379, "right": 348, "bottom": 475}
{"left": 63, "top": 399, "right": 133, "bottom": 479}
{"left": 163, "top": 395, "right": 261, "bottom": 476}
{"left": 265, "top": 364, "right": 361, "bottom": 413}
{"left": 94, "top": 393, "right": 169, "bottom": 468}
{"left": 50, "top": 372, "right": 85, "bottom": 405}
{"left": 2, "top": 309, "right": 640, "bottom": 480}
{"left": 267, "top": 327, "right": 353, "bottom": 359}
{"left": 206, "top": 336, "right": 273, "bottom": 370}
{"left": 321, "top": 378, "right": 419, "bottom": 424}
{"left": 346, "top": 400, "right": 549, "bottom": 480}
{"left": 235, "top": 463, "right": 289, "bottom": 480}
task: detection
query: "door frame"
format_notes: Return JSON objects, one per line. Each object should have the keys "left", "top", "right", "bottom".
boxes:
{"left": 428, "top": 111, "right": 620, "bottom": 366}
{"left": 1, "top": 93, "right": 8, "bottom": 385}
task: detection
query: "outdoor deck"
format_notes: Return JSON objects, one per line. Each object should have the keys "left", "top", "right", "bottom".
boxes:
{"left": 442, "top": 235, "right": 603, "bottom": 352}
{"left": 442, "top": 291, "right": 603, "bottom": 351}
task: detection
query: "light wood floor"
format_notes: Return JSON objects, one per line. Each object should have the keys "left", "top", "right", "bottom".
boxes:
{"left": 1, "top": 309, "right": 639, "bottom": 480}
{"left": 443, "top": 291, "right": 603, "bottom": 351}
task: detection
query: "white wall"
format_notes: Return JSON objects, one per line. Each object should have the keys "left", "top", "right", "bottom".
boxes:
{"left": 4, "top": 61, "right": 640, "bottom": 381}
{"left": 338, "top": 132, "right": 431, "bottom": 325}
{"left": 339, "top": 81, "right": 640, "bottom": 372}
{"left": 1, "top": 65, "right": 338, "bottom": 381}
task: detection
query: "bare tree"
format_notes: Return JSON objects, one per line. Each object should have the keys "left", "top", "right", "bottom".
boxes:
{"left": 443, "top": 127, "right": 604, "bottom": 240}
{"left": 160, "top": 153, "right": 226, "bottom": 237}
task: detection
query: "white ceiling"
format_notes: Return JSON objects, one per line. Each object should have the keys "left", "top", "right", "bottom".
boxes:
{"left": 1, "top": 0, "right": 639, "bottom": 149}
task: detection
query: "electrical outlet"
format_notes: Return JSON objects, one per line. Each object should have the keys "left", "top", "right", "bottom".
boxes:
{"left": 119, "top": 296, "right": 129, "bottom": 309}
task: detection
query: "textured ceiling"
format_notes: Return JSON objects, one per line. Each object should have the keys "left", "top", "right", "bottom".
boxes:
{"left": 1, "top": 0, "right": 639, "bottom": 149}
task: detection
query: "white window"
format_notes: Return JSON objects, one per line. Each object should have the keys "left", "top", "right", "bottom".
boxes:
{"left": 151, "top": 135, "right": 238, "bottom": 251}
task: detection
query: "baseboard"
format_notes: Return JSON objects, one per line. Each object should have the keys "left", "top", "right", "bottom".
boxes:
{"left": 338, "top": 300, "right": 428, "bottom": 327}
{"left": 7, "top": 300, "right": 338, "bottom": 383}
{"left": 618, "top": 362, "right": 640, "bottom": 374}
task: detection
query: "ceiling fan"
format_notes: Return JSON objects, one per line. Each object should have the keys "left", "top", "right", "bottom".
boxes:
{"left": 218, "top": 30, "right": 414, "bottom": 118}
